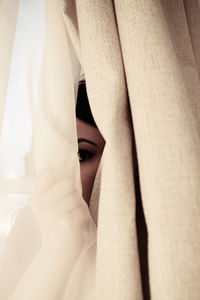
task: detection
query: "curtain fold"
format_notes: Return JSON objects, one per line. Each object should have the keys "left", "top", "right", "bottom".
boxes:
{"left": 113, "top": 1, "right": 200, "bottom": 299}
{"left": 0, "top": 0, "right": 20, "bottom": 135}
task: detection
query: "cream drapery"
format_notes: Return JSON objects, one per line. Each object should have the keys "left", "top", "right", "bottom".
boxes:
{"left": 0, "top": 0, "right": 96, "bottom": 299}
{"left": 62, "top": 0, "right": 200, "bottom": 299}
{"left": 0, "top": 0, "right": 200, "bottom": 299}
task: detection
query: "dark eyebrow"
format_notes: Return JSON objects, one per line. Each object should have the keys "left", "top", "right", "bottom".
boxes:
{"left": 78, "top": 138, "right": 98, "bottom": 147}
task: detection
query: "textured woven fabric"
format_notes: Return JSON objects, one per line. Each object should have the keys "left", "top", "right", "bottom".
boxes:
{"left": 62, "top": 1, "right": 200, "bottom": 299}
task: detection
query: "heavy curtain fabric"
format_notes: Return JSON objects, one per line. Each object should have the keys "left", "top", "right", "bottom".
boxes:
{"left": 62, "top": 0, "right": 200, "bottom": 299}
{"left": 0, "top": 0, "right": 200, "bottom": 299}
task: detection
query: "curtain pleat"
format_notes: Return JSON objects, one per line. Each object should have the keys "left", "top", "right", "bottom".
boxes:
{"left": 0, "top": 0, "right": 20, "bottom": 135}
{"left": 72, "top": 1, "right": 142, "bottom": 298}
{"left": 113, "top": 1, "right": 200, "bottom": 299}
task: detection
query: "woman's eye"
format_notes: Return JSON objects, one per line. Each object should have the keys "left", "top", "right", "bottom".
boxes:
{"left": 78, "top": 149, "right": 94, "bottom": 162}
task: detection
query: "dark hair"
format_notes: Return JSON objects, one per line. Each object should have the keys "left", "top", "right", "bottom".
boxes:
{"left": 76, "top": 80, "right": 97, "bottom": 128}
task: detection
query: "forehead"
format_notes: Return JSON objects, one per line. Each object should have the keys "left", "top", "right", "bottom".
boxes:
{"left": 76, "top": 118, "right": 105, "bottom": 147}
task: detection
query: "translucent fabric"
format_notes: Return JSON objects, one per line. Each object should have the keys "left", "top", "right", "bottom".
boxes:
{"left": 0, "top": 0, "right": 96, "bottom": 299}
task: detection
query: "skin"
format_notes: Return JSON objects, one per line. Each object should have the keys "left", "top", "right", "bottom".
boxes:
{"left": 76, "top": 118, "right": 105, "bottom": 205}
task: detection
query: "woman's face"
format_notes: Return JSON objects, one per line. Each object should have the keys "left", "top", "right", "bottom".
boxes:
{"left": 76, "top": 118, "right": 105, "bottom": 205}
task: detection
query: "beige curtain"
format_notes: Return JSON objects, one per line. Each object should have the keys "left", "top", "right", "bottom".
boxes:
{"left": 62, "top": 0, "right": 200, "bottom": 299}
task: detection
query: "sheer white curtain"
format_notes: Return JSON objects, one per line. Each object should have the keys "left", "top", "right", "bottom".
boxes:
{"left": 0, "top": 0, "right": 96, "bottom": 299}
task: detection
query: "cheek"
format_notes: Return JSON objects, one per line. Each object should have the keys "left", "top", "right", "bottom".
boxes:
{"left": 80, "top": 158, "right": 100, "bottom": 205}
